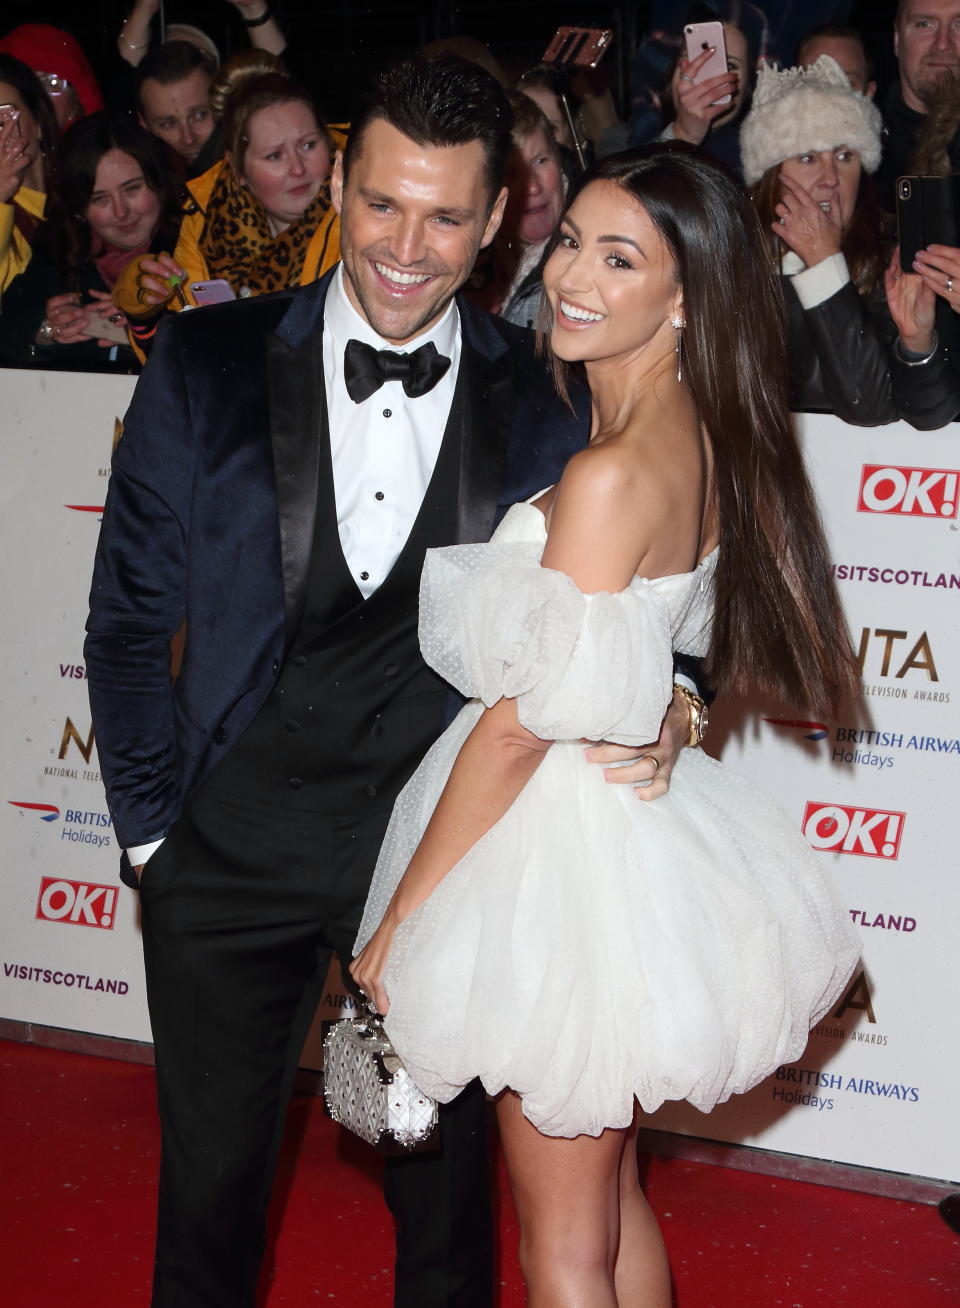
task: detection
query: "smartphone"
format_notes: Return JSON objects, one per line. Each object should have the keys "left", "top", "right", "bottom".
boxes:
{"left": 543, "top": 27, "right": 613, "bottom": 69}
{"left": 190, "top": 279, "right": 236, "bottom": 306}
{"left": 897, "top": 176, "right": 960, "bottom": 271}
{"left": 683, "top": 20, "right": 731, "bottom": 106}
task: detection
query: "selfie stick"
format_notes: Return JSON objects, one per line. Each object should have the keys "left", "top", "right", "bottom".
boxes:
{"left": 560, "top": 91, "right": 587, "bottom": 171}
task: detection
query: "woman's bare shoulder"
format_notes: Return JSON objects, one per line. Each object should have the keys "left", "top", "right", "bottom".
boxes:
{"left": 553, "top": 438, "right": 675, "bottom": 527}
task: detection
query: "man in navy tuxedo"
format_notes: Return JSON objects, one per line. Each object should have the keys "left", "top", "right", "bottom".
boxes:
{"left": 86, "top": 55, "right": 690, "bottom": 1308}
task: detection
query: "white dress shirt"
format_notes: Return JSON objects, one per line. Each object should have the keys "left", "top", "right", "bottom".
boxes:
{"left": 323, "top": 264, "right": 461, "bottom": 599}
{"left": 128, "top": 268, "right": 462, "bottom": 868}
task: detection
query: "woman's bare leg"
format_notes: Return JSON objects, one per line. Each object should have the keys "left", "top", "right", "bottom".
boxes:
{"left": 614, "top": 1113, "right": 672, "bottom": 1306}
{"left": 496, "top": 1092, "right": 670, "bottom": 1307}
{"left": 496, "top": 1090, "right": 620, "bottom": 1306}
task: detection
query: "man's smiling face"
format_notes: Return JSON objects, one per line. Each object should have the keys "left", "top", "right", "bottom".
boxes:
{"left": 331, "top": 117, "right": 506, "bottom": 345}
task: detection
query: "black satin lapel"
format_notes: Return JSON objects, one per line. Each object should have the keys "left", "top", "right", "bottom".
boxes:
{"left": 456, "top": 341, "right": 514, "bottom": 544}
{"left": 267, "top": 328, "right": 324, "bottom": 645}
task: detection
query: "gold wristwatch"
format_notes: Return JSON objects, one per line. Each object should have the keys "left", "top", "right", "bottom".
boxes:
{"left": 674, "top": 684, "right": 708, "bottom": 748}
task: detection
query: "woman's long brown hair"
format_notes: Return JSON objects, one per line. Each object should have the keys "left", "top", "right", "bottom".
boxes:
{"left": 541, "top": 143, "right": 860, "bottom": 714}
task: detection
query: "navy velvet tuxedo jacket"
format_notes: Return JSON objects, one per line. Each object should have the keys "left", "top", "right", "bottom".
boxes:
{"left": 84, "top": 270, "right": 590, "bottom": 862}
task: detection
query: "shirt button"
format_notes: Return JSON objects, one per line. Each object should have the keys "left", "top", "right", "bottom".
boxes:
{"left": 383, "top": 408, "right": 392, "bottom": 418}
{"left": 288, "top": 777, "right": 303, "bottom": 791}
{"left": 285, "top": 719, "right": 301, "bottom": 733}
{"left": 360, "top": 570, "right": 370, "bottom": 581}
{"left": 364, "top": 783, "right": 378, "bottom": 798}
{"left": 375, "top": 491, "right": 384, "bottom": 501}
{"left": 214, "top": 728, "right": 227, "bottom": 745}
{"left": 383, "top": 662, "right": 399, "bottom": 678}
{"left": 290, "top": 654, "right": 306, "bottom": 667}
{"left": 271, "top": 660, "right": 279, "bottom": 675}
{"left": 370, "top": 723, "right": 384, "bottom": 738}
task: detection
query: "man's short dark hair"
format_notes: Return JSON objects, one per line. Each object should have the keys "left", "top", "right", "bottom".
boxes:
{"left": 341, "top": 54, "right": 514, "bottom": 204}
{"left": 135, "top": 40, "right": 214, "bottom": 114}
{"left": 796, "top": 23, "right": 874, "bottom": 84}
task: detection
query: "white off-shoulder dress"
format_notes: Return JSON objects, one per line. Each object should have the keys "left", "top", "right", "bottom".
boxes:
{"left": 355, "top": 500, "right": 860, "bottom": 1139}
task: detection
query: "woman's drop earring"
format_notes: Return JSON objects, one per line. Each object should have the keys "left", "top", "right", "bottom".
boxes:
{"left": 671, "top": 315, "right": 685, "bottom": 382}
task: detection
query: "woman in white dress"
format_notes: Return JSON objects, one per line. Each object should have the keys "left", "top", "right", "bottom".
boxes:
{"left": 352, "top": 143, "right": 861, "bottom": 1306}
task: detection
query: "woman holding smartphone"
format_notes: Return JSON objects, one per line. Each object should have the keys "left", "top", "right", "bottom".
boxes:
{"left": 351, "top": 143, "right": 861, "bottom": 1306}
{"left": 659, "top": 9, "right": 757, "bottom": 177}
{"left": 114, "top": 49, "right": 343, "bottom": 345}
{"left": 0, "top": 110, "right": 179, "bottom": 370}
{"left": 743, "top": 54, "right": 958, "bottom": 429}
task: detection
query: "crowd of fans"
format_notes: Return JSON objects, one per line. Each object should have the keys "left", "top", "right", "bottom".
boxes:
{"left": 2, "top": 2, "right": 960, "bottom": 427}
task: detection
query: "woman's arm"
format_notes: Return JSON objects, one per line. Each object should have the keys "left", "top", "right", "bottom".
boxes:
{"left": 117, "top": 0, "right": 160, "bottom": 68}
{"left": 226, "top": 0, "right": 287, "bottom": 56}
{"left": 351, "top": 452, "right": 660, "bottom": 1012}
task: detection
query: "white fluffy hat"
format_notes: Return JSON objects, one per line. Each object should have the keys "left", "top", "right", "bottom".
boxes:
{"left": 740, "top": 55, "right": 882, "bottom": 187}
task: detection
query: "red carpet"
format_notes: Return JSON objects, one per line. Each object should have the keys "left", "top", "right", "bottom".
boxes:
{"left": 1, "top": 1039, "right": 956, "bottom": 1305}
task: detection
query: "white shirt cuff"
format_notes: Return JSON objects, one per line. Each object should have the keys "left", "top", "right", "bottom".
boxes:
{"left": 126, "top": 838, "right": 164, "bottom": 867}
{"left": 674, "top": 672, "right": 698, "bottom": 696}
{"left": 787, "top": 252, "right": 850, "bottom": 310}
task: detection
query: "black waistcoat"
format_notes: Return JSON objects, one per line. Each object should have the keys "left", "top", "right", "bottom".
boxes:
{"left": 201, "top": 376, "right": 464, "bottom": 818}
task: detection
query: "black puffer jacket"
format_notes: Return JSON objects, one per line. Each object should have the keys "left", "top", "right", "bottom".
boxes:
{"left": 784, "top": 273, "right": 959, "bottom": 430}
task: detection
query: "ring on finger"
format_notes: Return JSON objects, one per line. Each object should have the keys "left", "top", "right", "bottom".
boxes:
{"left": 948, "top": 277, "right": 954, "bottom": 293}
{"left": 679, "top": 73, "right": 692, "bottom": 81}
{"left": 640, "top": 754, "right": 662, "bottom": 779}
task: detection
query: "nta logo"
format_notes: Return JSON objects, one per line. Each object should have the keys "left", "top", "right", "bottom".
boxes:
{"left": 8, "top": 801, "right": 60, "bottom": 822}
{"left": 803, "top": 802, "right": 905, "bottom": 860}
{"left": 36, "top": 877, "right": 117, "bottom": 930}
{"left": 858, "top": 465, "right": 959, "bottom": 519}
{"left": 856, "top": 628, "right": 937, "bottom": 681}
{"left": 59, "top": 717, "right": 95, "bottom": 764}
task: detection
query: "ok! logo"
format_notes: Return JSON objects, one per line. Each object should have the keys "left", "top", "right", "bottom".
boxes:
{"left": 802, "top": 802, "right": 905, "bottom": 861}
{"left": 857, "top": 465, "right": 960, "bottom": 519}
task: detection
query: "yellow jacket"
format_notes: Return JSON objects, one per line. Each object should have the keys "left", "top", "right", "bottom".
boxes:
{"left": 114, "top": 124, "right": 346, "bottom": 319}
{"left": 0, "top": 185, "right": 45, "bottom": 295}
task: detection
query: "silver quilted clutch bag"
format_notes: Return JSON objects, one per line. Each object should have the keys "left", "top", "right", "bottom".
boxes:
{"left": 322, "top": 1010, "right": 440, "bottom": 1152}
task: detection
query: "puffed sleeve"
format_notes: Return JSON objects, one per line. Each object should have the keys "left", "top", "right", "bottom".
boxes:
{"left": 419, "top": 541, "right": 675, "bottom": 745}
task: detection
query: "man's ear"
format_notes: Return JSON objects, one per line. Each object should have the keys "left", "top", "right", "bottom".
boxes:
{"left": 479, "top": 184, "right": 509, "bottom": 250}
{"left": 331, "top": 150, "right": 345, "bottom": 216}
{"left": 866, "top": 79, "right": 877, "bottom": 101}
{"left": 137, "top": 111, "right": 148, "bottom": 131}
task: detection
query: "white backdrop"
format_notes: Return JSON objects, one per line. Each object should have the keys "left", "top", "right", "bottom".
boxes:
{"left": 1, "top": 368, "right": 956, "bottom": 1184}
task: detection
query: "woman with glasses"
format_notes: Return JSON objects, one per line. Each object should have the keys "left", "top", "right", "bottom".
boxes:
{"left": 0, "top": 110, "right": 180, "bottom": 371}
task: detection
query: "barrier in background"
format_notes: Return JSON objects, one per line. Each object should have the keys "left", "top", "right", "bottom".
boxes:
{"left": 1, "top": 367, "right": 957, "bottom": 1185}
{"left": 646, "top": 417, "right": 960, "bottom": 1187}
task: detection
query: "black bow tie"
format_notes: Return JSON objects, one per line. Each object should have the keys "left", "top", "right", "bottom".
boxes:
{"left": 343, "top": 338, "right": 451, "bottom": 404}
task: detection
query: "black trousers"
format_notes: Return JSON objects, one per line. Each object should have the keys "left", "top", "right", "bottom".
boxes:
{"left": 138, "top": 786, "right": 493, "bottom": 1307}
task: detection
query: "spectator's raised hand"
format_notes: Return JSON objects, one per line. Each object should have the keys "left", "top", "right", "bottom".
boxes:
{"left": 773, "top": 173, "right": 843, "bottom": 269}
{"left": 912, "top": 244, "right": 960, "bottom": 314}
{"left": 223, "top": 0, "right": 287, "bottom": 55}
{"left": 125, "top": 251, "right": 188, "bottom": 309}
{"left": 671, "top": 50, "right": 739, "bottom": 147}
{"left": 0, "top": 112, "right": 29, "bottom": 204}
{"left": 885, "top": 247, "right": 936, "bottom": 355}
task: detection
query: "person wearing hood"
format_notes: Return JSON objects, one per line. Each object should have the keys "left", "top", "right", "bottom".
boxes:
{"left": 742, "top": 54, "right": 958, "bottom": 429}
{"left": 0, "top": 24, "right": 104, "bottom": 131}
